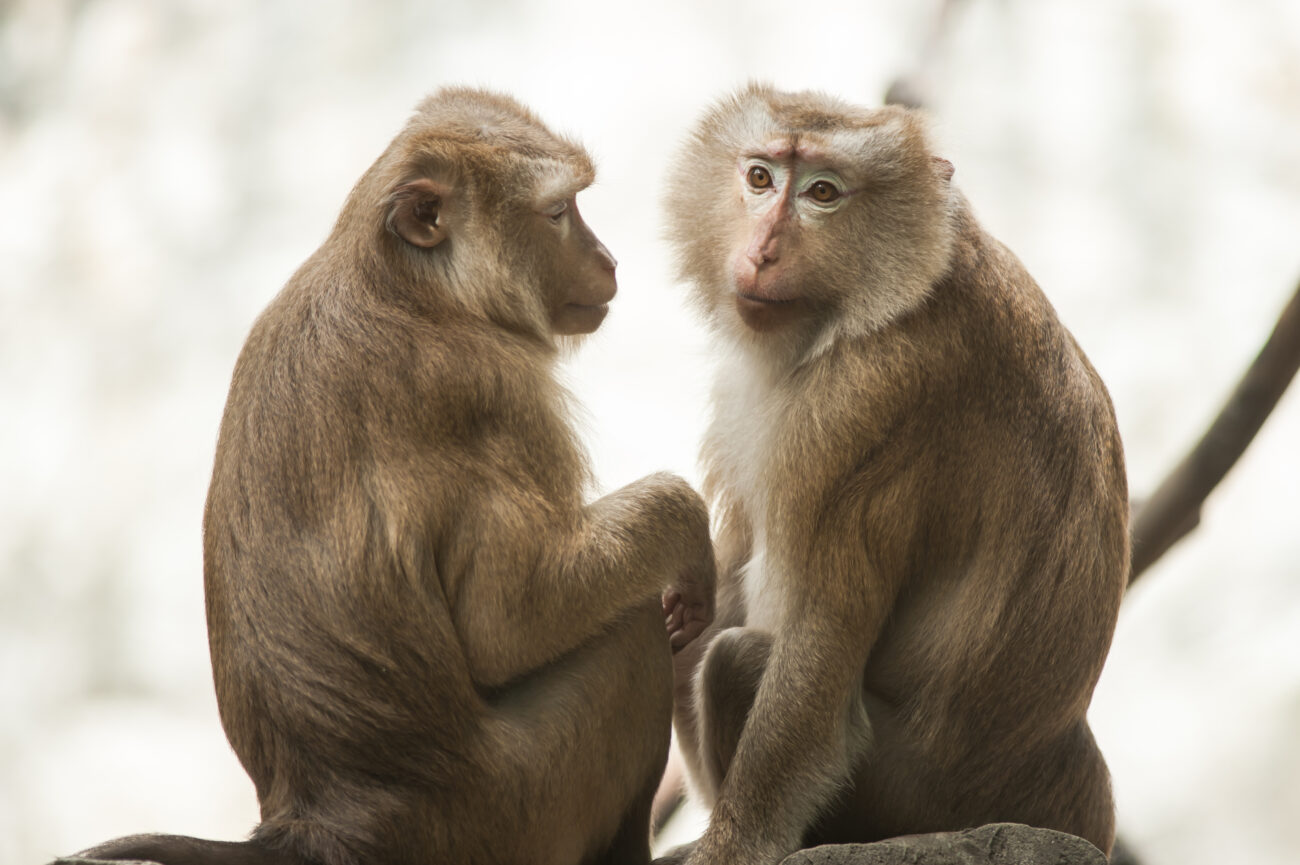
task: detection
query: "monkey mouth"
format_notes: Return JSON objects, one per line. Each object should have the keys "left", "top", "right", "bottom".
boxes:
{"left": 734, "top": 291, "right": 804, "bottom": 332}
{"left": 736, "top": 291, "right": 796, "bottom": 306}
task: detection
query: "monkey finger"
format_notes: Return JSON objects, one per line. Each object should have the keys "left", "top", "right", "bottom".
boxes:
{"left": 681, "top": 598, "right": 714, "bottom": 629}
{"left": 664, "top": 600, "right": 683, "bottom": 633}
{"left": 669, "top": 618, "right": 709, "bottom": 653}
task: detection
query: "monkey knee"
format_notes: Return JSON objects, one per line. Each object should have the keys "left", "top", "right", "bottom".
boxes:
{"left": 700, "top": 628, "right": 770, "bottom": 698}
{"left": 587, "top": 600, "right": 674, "bottom": 738}
{"left": 696, "top": 628, "right": 771, "bottom": 781}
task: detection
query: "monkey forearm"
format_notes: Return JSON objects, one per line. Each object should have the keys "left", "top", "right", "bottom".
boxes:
{"left": 696, "top": 636, "right": 868, "bottom": 864}
{"left": 592, "top": 471, "right": 713, "bottom": 569}
{"left": 572, "top": 472, "right": 714, "bottom": 601}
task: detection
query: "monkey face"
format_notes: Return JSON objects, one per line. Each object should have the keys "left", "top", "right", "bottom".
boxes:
{"left": 535, "top": 197, "right": 618, "bottom": 336}
{"left": 666, "top": 84, "right": 959, "bottom": 356}
{"left": 376, "top": 96, "right": 617, "bottom": 341}
{"left": 728, "top": 147, "right": 855, "bottom": 332}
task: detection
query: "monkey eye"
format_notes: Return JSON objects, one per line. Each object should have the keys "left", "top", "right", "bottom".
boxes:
{"left": 808, "top": 180, "right": 841, "bottom": 203}
{"left": 545, "top": 200, "right": 569, "bottom": 223}
{"left": 746, "top": 165, "right": 773, "bottom": 190}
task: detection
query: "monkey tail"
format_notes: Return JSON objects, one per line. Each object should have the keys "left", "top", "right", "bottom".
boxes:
{"left": 60, "top": 833, "right": 309, "bottom": 865}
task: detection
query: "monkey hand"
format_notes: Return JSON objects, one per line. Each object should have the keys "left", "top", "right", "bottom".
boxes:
{"left": 663, "top": 563, "right": 714, "bottom": 653}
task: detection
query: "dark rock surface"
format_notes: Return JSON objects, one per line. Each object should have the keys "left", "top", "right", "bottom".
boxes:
{"left": 54, "top": 823, "right": 1107, "bottom": 865}
{"left": 783, "top": 823, "right": 1107, "bottom": 865}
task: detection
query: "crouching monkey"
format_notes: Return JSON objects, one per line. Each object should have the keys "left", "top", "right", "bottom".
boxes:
{"left": 71, "top": 88, "right": 714, "bottom": 865}
{"left": 661, "top": 84, "right": 1127, "bottom": 865}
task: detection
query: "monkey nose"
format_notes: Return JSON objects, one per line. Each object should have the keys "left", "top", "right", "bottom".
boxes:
{"left": 749, "top": 244, "right": 779, "bottom": 267}
{"left": 596, "top": 244, "right": 617, "bottom": 272}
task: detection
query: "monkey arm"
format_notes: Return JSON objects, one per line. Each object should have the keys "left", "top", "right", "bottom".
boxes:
{"left": 451, "top": 471, "right": 713, "bottom": 689}
{"left": 688, "top": 492, "right": 905, "bottom": 865}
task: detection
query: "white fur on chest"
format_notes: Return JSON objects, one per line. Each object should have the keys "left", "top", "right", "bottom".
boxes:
{"left": 707, "top": 355, "right": 791, "bottom": 633}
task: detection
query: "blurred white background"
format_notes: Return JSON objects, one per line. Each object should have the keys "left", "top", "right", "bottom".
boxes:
{"left": 2, "top": 1, "right": 1298, "bottom": 863}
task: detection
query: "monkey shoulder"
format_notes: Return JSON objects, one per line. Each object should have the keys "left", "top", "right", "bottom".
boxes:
{"left": 216, "top": 280, "right": 581, "bottom": 551}
{"left": 757, "top": 221, "right": 1123, "bottom": 534}
{"left": 920, "top": 222, "right": 1113, "bottom": 421}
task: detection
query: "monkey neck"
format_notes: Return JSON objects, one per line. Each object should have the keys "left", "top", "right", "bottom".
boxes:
{"left": 716, "top": 310, "right": 832, "bottom": 381}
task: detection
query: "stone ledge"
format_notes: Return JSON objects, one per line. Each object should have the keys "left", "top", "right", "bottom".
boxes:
{"left": 53, "top": 822, "right": 1106, "bottom": 865}
{"left": 784, "top": 823, "right": 1106, "bottom": 864}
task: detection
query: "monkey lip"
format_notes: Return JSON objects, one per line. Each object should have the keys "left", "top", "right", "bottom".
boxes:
{"left": 734, "top": 291, "right": 804, "bottom": 332}
{"left": 736, "top": 292, "right": 796, "bottom": 306}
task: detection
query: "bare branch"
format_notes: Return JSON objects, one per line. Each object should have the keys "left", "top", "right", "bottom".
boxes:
{"left": 1130, "top": 280, "right": 1300, "bottom": 582}
{"left": 884, "top": 0, "right": 970, "bottom": 109}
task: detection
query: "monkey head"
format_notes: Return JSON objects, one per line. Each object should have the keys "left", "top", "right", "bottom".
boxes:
{"left": 343, "top": 88, "right": 617, "bottom": 339}
{"left": 666, "top": 84, "right": 958, "bottom": 358}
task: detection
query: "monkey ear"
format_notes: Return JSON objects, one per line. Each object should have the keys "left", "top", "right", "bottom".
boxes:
{"left": 386, "top": 179, "right": 450, "bottom": 249}
{"left": 932, "top": 157, "right": 955, "bottom": 182}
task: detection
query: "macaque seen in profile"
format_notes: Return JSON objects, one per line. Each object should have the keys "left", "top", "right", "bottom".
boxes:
{"left": 70, "top": 88, "right": 715, "bottom": 865}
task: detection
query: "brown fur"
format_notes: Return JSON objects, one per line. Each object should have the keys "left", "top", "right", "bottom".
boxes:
{"left": 661, "top": 84, "right": 1127, "bottom": 865}
{"left": 72, "top": 88, "right": 714, "bottom": 865}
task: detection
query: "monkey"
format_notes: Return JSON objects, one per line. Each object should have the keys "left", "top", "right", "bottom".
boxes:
{"left": 658, "top": 84, "right": 1128, "bottom": 865}
{"left": 67, "top": 87, "right": 715, "bottom": 865}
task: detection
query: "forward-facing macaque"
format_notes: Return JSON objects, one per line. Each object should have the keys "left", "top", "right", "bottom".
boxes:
{"left": 70, "top": 88, "right": 714, "bottom": 865}
{"left": 662, "top": 85, "right": 1128, "bottom": 864}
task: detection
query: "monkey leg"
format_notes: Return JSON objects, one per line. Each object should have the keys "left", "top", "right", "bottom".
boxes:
{"left": 801, "top": 692, "right": 932, "bottom": 845}
{"left": 651, "top": 628, "right": 771, "bottom": 865}
{"left": 475, "top": 598, "right": 673, "bottom": 865}
{"left": 997, "top": 720, "right": 1116, "bottom": 855}
{"left": 691, "top": 627, "right": 772, "bottom": 801}
{"left": 807, "top": 705, "right": 1116, "bottom": 856}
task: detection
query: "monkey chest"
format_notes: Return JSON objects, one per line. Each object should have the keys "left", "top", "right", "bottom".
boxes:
{"left": 713, "top": 404, "right": 864, "bottom": 635}
{"left": 714, "top": 423, "right": 790, "bottom": 633}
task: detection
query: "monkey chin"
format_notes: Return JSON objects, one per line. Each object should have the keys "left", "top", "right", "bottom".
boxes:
{"left": 552, "top": 302, "right": 610, "bottom": 336}
{"left": 734, "top": 291, "right": 805, "bottom": 332}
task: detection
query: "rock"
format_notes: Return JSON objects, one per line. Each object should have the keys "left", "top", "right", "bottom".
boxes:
{"left": 54, "top": 823, "right": 1107, "bottom": 865}
{"left": 783, "top": 823, "right": 1107, "bottom": 865}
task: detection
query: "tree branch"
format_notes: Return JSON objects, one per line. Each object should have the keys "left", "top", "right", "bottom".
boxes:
{"left": 1130, "top": 280, "right": 1300, "bottom": 582}
{"left": 884, "top": 0, "right": 969, "bottom": 109}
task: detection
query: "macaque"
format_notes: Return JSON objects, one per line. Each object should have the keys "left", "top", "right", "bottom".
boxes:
{"left": 661, "top": 84, "right": 1128, "bottom": 865}
{"left": 69, "top": 88, "right": 714, "bottom": 865}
